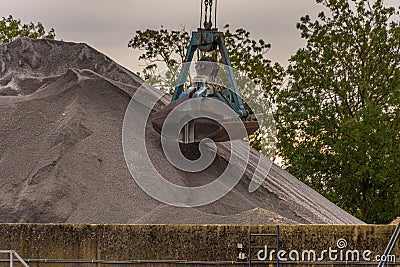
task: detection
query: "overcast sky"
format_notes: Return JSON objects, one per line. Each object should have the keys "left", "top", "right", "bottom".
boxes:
{"left": 1, "top": 0, "right": 398, "bottom": 72}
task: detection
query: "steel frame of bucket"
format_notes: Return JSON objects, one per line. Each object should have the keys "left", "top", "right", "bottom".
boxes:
{"left": 181, "top": 121, "right": 196, "bottom": 144}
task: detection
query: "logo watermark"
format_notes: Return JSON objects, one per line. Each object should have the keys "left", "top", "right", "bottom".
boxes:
{"left": 255, "top": 238, "right": 396, "bottom": 263}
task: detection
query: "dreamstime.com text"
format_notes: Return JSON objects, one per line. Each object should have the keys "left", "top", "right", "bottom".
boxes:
{"left": 256, "top": 238, "right": 396, "bottom": 263}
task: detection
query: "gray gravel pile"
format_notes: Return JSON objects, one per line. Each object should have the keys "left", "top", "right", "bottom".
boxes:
{"left": 0, "top": 38, "right": 363, "bottom": 224}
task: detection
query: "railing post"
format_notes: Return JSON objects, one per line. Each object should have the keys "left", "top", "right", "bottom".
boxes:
{"left": 9, "top": 251, "right": 13, "bottom": 267}
{"left": 248, "top": 233, "right": 251, "bottom": 267}
{"left": 276, "top": 225, "right": 280, "bottom": 267}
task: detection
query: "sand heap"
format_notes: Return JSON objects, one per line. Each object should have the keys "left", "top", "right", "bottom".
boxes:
{"left": 391, "top": 217, "right": 400, "bottom": 225}
{"left": 0, "top": 38, "right": 363, "bottom": 224}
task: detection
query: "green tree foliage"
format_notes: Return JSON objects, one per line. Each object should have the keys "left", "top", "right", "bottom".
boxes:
{"left": 0, "top": 15, "right": 56, "bottom": 44}
{"left": 223, "top": 27, "right": 284, "bottom": 101}
{"left": 128, "top": 26, "right": 190, "bottom": 80}
{"left": 129, "top": 26, "right": 283, "bottom": 92}
{"left": 275, "top": 0, "right": 400, "bottom": 223}
{"left": 128, "top": 26, "right": 283, "bottom": 154}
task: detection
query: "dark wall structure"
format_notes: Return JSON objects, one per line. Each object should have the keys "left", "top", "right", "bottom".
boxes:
{"left": 0, "top": 224, "right": 398, "bottom": 267}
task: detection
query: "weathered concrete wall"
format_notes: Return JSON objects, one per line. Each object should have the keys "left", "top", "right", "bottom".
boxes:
{"left": 0, "top": 224, "right": 398, "bottom": 267}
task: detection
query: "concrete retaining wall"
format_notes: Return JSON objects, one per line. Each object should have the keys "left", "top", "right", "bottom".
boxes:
{"left": 0, "top": 224, "right": 398, "bottom": 266}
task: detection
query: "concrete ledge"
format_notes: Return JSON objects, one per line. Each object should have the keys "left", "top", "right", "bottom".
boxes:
{"left": 0, "top": 224, "right": 397, "bottom": 266}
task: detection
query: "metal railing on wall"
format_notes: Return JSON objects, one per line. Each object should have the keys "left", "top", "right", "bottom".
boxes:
{"left": 378, "top": 223, "right": 400, "bottom": 267}
{"left": 0, "top": 258, "right": 399, "bottom": 265}
{"left": 0, "top": 250, "right": 29, "bottom": 267}
{"left": 248, "top": 225, "right": 281, "bottom": 267}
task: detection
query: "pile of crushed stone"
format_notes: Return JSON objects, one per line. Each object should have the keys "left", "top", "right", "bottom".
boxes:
{"left": 0, "top": 38, "right": 363, "bottom": 224}
{"left": 391, "top": 217, "right": 400, "bottom": 225}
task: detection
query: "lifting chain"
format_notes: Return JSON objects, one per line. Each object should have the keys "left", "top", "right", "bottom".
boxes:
{"left": 203, "top": 0, "right": 213, "bottom": 29}
{"left": 209, "top": 0, "right": 213, "bottom": 23}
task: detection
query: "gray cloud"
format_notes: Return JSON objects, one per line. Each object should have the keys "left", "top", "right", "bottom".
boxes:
{"left": 1, "top": 0, "right": 398, "bottom": 72}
